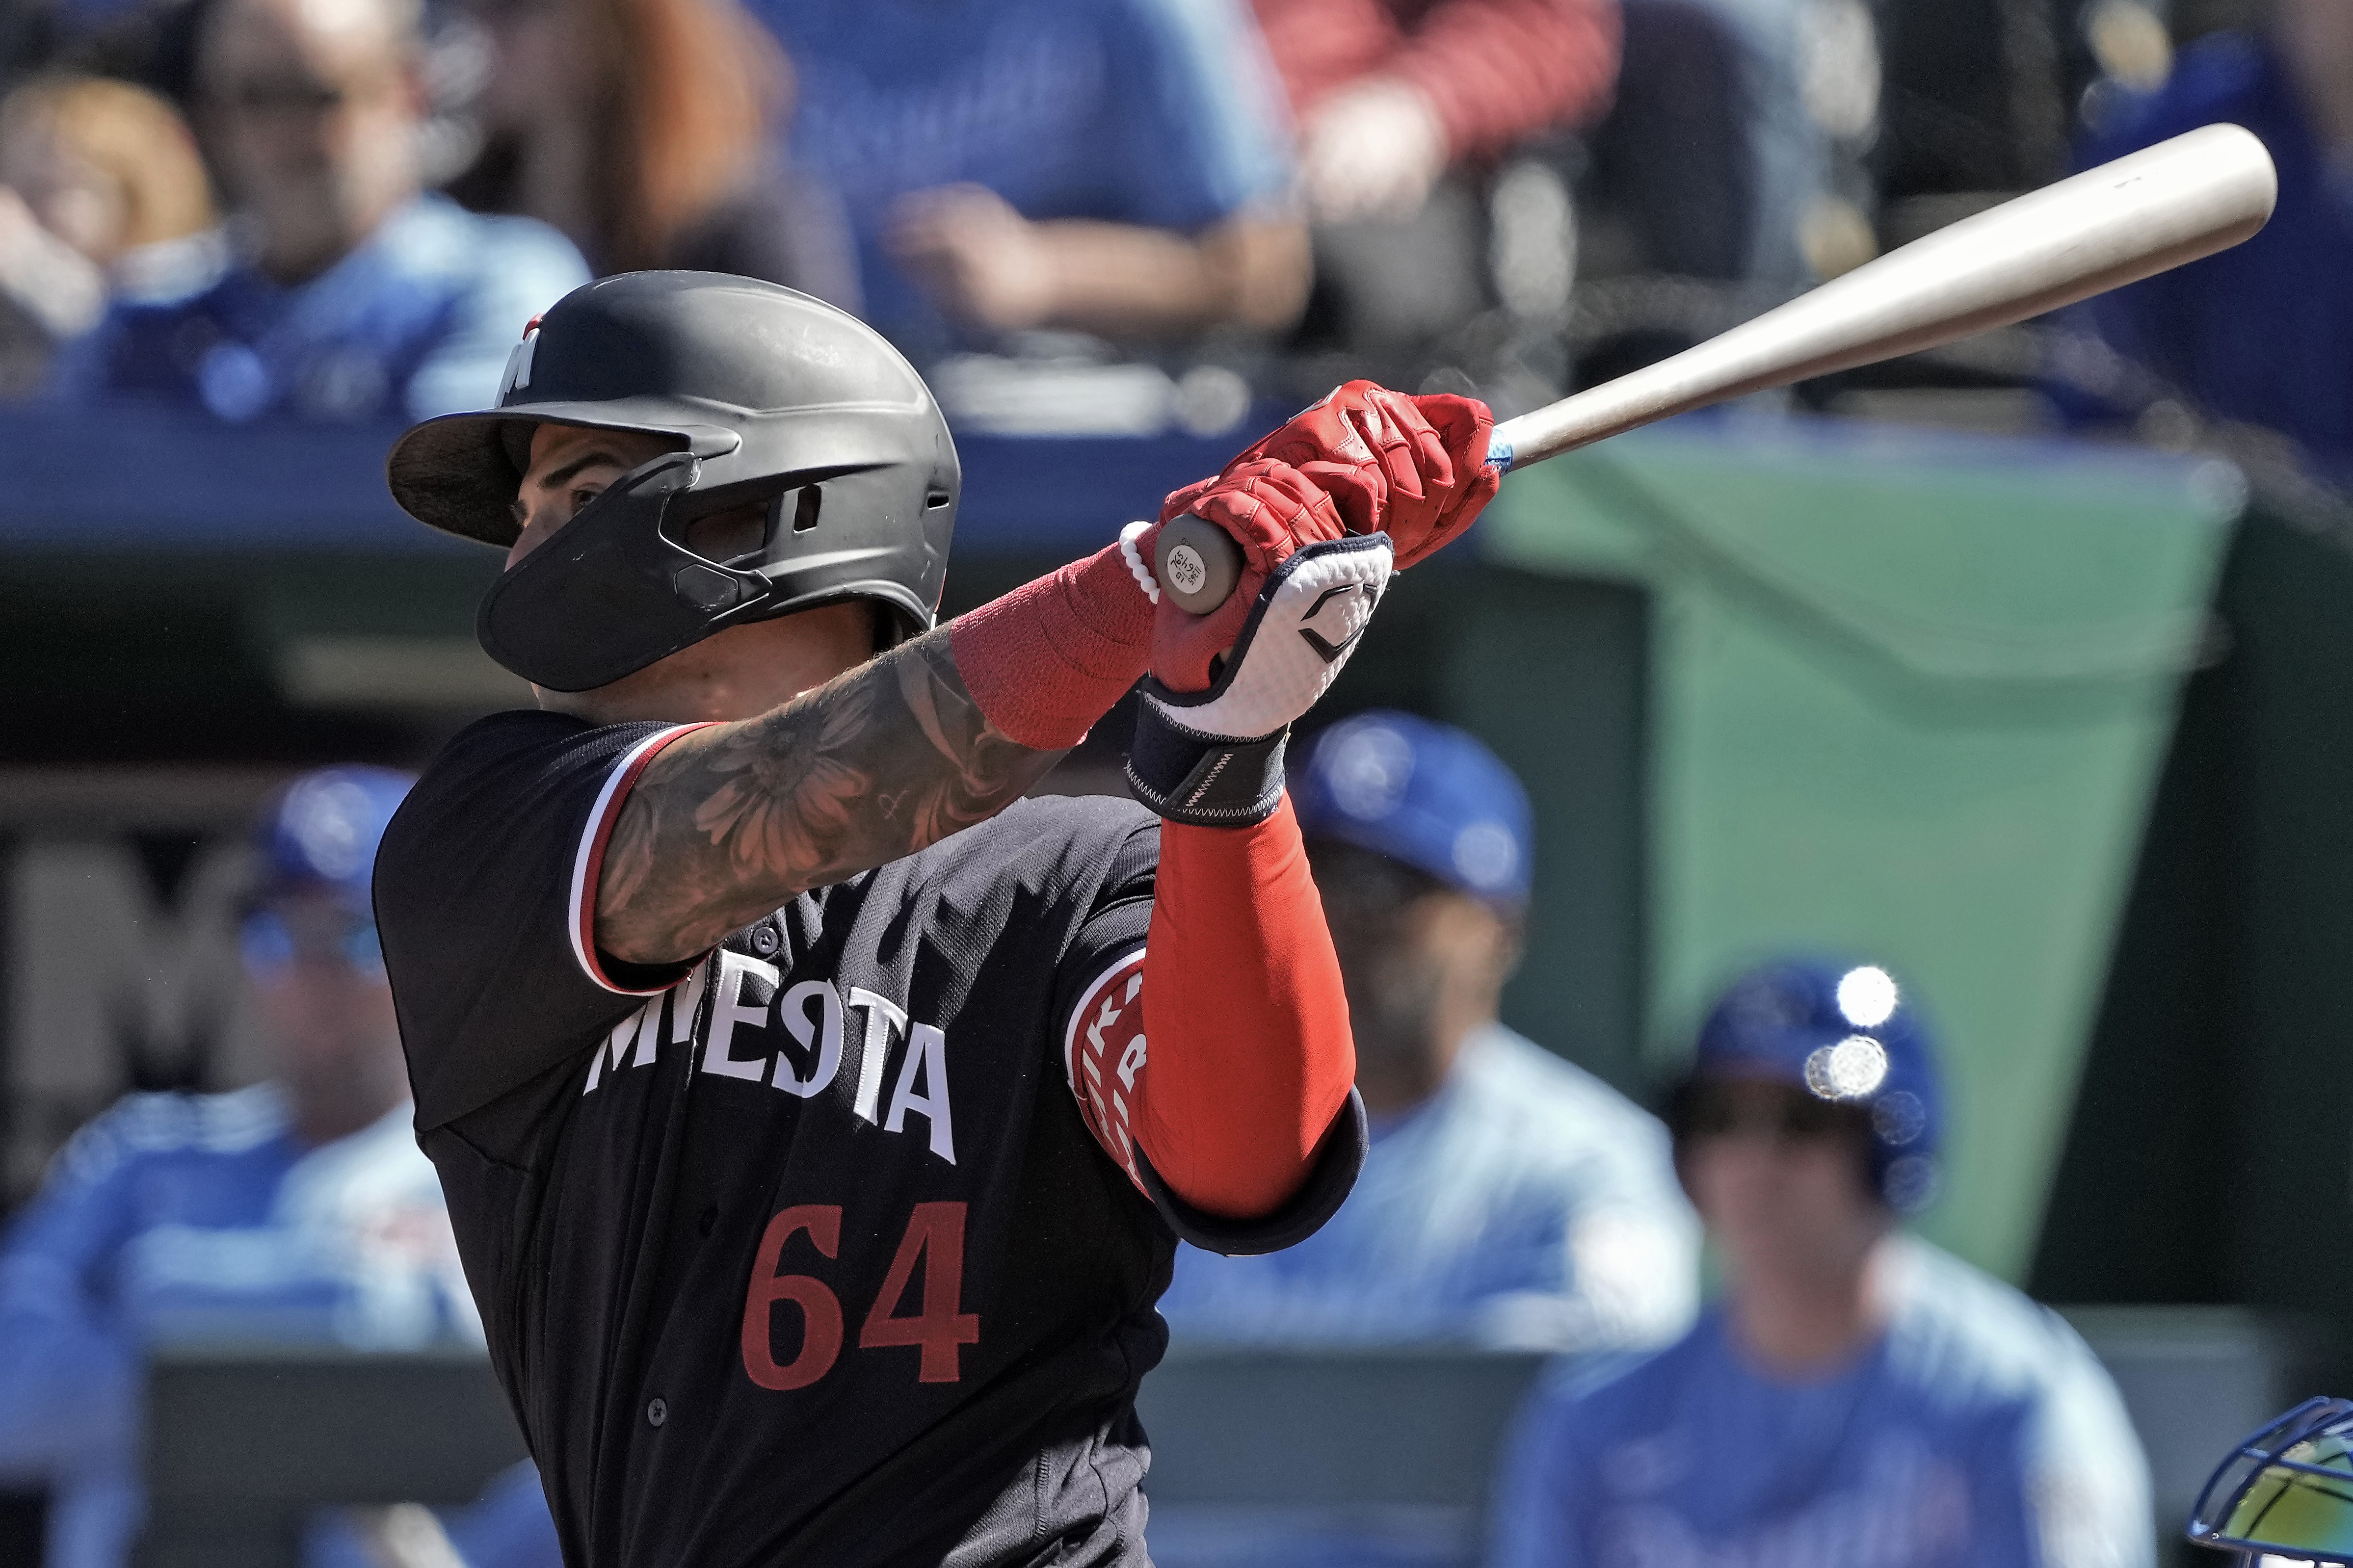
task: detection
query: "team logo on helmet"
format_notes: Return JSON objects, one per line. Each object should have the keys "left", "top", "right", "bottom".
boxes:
{"left": 496, "top": 316, "right": 543, "bottom": 404}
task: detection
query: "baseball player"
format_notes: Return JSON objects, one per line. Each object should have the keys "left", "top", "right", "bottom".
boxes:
{"left": 1487, "top": 958, "right": 2153, "bottom": 1568}
{"left": 372, "top": 271, "right": 1497, "bottom": 1567}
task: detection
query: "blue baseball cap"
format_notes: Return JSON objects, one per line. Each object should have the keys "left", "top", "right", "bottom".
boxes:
{"left": 1687, "top": 956, "right": 1945, "bottom": 1211}
{"left": 252, "top": 765, "right": 417, "bottom": 912}
{"left": 1291, "top": 711, "right": 1533, "bottom": 904}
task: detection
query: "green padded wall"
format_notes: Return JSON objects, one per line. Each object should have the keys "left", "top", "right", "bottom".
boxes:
{"left": 1476, "top": 421, "right": 2241, "bottom": 1280}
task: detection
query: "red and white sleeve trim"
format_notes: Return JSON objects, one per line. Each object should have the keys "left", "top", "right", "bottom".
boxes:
{"left": 1061, "top": 945, "right": 1150, "bottom": 1193}
{"left": 566, "top": 723, "right": 717, "bottom": 994}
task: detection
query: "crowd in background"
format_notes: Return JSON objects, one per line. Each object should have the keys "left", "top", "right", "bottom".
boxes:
{"left": 0, "top": 0, "right": 2337, "bottom": 478}
{"left": 0, "top": 0, "right": 2339, "bottom": 1564}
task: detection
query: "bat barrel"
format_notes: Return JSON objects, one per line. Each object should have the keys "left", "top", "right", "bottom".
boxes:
{"left": 1489, "top": 122, "right": 2277, "bottom": 471}
{"left": 1162, "top": 124, "right": 2275, "bottom": 610}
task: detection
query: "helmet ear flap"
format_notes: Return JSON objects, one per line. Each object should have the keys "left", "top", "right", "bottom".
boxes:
{"left": 480, "top": 450, "right": 784, "bottom": 691}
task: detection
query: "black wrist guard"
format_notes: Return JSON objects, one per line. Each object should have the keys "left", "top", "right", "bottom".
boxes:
{"left": 1125, "top": 694, "right": 1288, "bottom": 828}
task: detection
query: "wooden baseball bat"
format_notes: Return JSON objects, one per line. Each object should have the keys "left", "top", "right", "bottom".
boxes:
{"left": 1153, "top": 122, "right": 2278, "bottom": 615}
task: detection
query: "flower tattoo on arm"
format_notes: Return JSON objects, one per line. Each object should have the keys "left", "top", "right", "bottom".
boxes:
{"left": 595, "top": 630, "right": 1063, "bottom": 965}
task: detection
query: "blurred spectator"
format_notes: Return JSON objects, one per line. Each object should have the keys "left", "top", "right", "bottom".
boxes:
{"left": 1253, "top": 0, "right": 1834, "bottom": 392}
{"left": 1249, "top": 0, "right": 1613, "bottom": 384}
{"left": 51, "top": 0, "right": 586, "bottom": 422}
{"left": 448, "top": 0, "right": 858, "bottom": 305}
{"left": 1158, "top": 712, "right": 1699, "bottom": 1351}
{"left": 1490, "top": 958, "right": 2153, "bottom": 1568}
{"left": 1252, "top": 0, "right": 1618, "bottom": 227}
{"left": 1716, "top": 0, "right": 1877, "bottom": 282}
{"left": 0, "top": 75, "right": 215, "bottom": 396}
{"left": 748, "top": 0, "right": 1309, "bottom": 359}
{"left": 0, "top": 767, "right": 559, "bottom": 1568}
{"left": 2055, "top": 0, "right": 2353, "bottom": 479}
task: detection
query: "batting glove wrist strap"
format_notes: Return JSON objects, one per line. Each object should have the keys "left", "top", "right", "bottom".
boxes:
{"left": 1128, "top": 533, "right": 1392, "bottom": 828}
{"left": 1127, "top": 708, "right": 1289, "bottom": 826}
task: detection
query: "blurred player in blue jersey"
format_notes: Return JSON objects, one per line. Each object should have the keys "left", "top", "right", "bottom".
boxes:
{"left": 1157, "top": 711, "right": 1698, "bottom": 1351}
{"left": 749, "top": 0, "right": 1308, "bottom": 357}
{"left": 1489, "top": 957, "right": 2154, "bottom": 1568}
{"left": 0, "top": 767, "right": 556, "bottom": 1568}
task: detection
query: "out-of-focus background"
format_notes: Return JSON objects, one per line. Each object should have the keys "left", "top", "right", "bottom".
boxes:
{"left": 0, "top": 0, "right": 2349, "bottom": 1561}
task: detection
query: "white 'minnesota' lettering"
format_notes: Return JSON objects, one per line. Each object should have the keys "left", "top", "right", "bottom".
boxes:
{"left": 670, "top": 959, "right": 710, "bottom": 1044}
{"left": 582, "top": 1000, "right": 654, "bottom": 1094}
{"left": 584, "top": 964, "right": 716, "bottom": 1094}
{"left": 704, "top": 950, "right": 779, "bottom": 1082}
{"left": 772, "top": 979, "right": 843, "bottom": 1098}
{"left": 587, "top": 964, "right": 954, "bottom": 1160}
{"left": 883, "top": 1022, "right": 955, "bottom": 1164}
{"left": 846, "top": 988, "right": 906, "bottom": 1124}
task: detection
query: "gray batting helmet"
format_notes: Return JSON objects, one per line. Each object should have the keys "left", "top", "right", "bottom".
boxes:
{"left": 386, "top": 271, "right": 959, "bottom": 691}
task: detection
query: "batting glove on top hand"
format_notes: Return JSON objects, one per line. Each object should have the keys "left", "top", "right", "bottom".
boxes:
{"left": 1127, "top": 534, "right": 1394, "bottom": 828}
{"left": 1218, "top": 379, "right": 1499, "bottom": 571}
{"left": 1163, "top": 380, "right": 1499, "bottom": 573}
{"left": 1143, "top": 382, "right": 1499, "bottom": 692}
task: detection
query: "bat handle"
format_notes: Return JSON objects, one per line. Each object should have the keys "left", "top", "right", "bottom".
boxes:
{"left": 1153, "top": 515, "right": 1243, "bottom": 615}
{"left": 1152, "top": 444, "right": 1517, "bottom": 616}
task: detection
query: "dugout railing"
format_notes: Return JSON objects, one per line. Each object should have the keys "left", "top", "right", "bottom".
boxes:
{"left": 130, "top": 1309, "right": 2313, "bottom": 1568}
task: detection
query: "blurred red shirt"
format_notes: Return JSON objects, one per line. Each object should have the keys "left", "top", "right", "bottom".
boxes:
{"left": 1252, "top": 0, "right": 1621, "bottom": 163}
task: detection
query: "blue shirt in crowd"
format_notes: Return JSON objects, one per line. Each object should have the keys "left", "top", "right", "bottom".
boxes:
{"left": 1488, "top": 1237, "right": 2154, "bottom": 1568}
{"left": 1158, "top": 1025, "right": 1699, "bottom": 1352}
{"left": 0, "top": 1085, "right": 556, "bottom": 1568}
{"left": 749, "top": 0, "right": 1293, "bottom": 353}
{"left": 53, "top": 193, "right": 586, "bottom": 423}
{"left": 2059, "top": 32, "right": 2353, "bottom": 481}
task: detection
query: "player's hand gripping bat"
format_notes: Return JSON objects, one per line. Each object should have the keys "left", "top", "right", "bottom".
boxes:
{"left": 1153, "top": 122, "right": 2279, "bottom": 614}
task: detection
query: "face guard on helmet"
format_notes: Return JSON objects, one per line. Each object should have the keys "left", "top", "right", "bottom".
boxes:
{"left": 386, "top": 271, "right": 960, "bottom": 692}
{"left": 2190, "top": 1397, "right": 2353, "bottom": 1562}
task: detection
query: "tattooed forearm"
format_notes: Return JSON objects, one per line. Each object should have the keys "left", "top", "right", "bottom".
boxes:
{"left": 596, "top": 629, "right": 1064, "bottom": 964}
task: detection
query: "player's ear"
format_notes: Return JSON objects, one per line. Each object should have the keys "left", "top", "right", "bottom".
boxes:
{"left": 1661, "top": 1081, "right": 1703, "bottom": 1209}
{"left": 1490, "top": 909, "right": 1526, "bottom": 985}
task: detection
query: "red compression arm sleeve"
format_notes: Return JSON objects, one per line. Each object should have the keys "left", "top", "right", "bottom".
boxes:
{"left": 1133, "top": 798, "right": 1356, "bottom": 1218}
{"left": 949, "top": 540, "right": 1154, "bottom": 751}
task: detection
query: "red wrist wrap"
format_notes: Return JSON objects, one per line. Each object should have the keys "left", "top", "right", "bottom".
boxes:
{"left": 948, "top": 542, "right": 1155, "bottom": 751}
{"left": 1135, "top": 797, "right": 1356, "bottom": 1218}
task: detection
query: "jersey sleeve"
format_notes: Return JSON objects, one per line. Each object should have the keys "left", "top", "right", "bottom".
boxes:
{"left": 402, "top": 214, "right": 590, "bottom": 420}
{"left": 2017, "top": 1325, "right": 2157, "bottom": 1568}
{"left": 1486, "top": 1370, "right": 1599, "bottom": 1568}
{"left": 1548, "top": 1109, "right": 1702, "bottom": 1353}
{"left": 0, "top": 1101, "right": 148, "bottom": 1474}
{"left": 1054, "top": 820, "right": 1158, "bottom": 1187}
{"left": 1103, "top": 0, "right": 1296, "bottom": 230}
{"left": 375, "top": 710, "right": 714, "bottom": 1131}
{"left": 1051, "top": 813, "right": 1368, "bottom": 1257}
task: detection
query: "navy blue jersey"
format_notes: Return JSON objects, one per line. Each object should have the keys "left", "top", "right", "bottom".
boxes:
{"left": 375, "top": 709, "right": 1359, "bottom": 1568}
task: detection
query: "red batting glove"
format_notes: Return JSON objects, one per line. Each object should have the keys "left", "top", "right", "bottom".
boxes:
{"left": 1147, "top": 383, "right": 1500, "bottom": 693}
{"left": 1223, "top": 381, "right": 1501, "bottom": 570}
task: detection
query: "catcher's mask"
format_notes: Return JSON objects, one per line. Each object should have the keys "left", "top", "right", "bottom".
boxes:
{"left": 2190, "top": 1396, "right": 2353, "bottom": 1562}
{"left": 386, "top": 270, "right": 960, "bottom": 691}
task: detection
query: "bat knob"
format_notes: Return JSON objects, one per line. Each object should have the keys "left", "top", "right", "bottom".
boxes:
{"left": 1155, "top": 514, "right": 1243, "bottom": 615}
